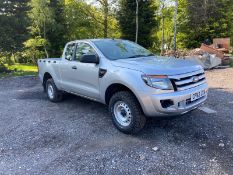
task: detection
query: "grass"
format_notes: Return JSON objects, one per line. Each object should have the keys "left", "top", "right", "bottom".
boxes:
{"left": 0, "top": 64, "right": 38, "bottom": 78}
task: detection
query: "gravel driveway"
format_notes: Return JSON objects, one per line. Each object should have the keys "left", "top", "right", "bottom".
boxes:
{"left": 0, "top": 68, "right": 233, "bottom": 175}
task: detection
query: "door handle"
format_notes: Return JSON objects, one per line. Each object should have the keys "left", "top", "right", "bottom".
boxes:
{"left": 72, "top": 66, "right": 77, "bottom": 70}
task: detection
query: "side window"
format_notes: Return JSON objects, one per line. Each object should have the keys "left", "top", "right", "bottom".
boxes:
{"left": 75, "top": 43, "right": 96, "bottom": 61}
{"left": 65, "top": 43, "right": 76, "bottom": 61}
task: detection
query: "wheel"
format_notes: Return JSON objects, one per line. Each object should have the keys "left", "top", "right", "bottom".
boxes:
{"left": 46, "top": 78, "right": 63, "bottom": 102}
{"left": 109, "top": 91, "right": 146, "bottom": 134}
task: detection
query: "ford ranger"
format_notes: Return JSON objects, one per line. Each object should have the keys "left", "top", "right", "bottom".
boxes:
{"left": 38, "top": 39, "right": 208, "bottom": 134}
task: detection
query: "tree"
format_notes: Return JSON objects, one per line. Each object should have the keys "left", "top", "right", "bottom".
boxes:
{"left": 47, "top": 0, "right": 66, "bottom": 57}
{"left": 118, "top": 0, "right": 158, "bottom": 48}
{"left": 64, "top": 0, "right": 103, "bottom": 40}
{"left": 87, "top": 0, "right": 118, "bottom": 38}
{"left": 27, "top": 0, "right": 54, "bottom": 58}
{"left": 22, "top": 37, "right": 48, "bottom": 63}
{"left": 66, "top": 0, "right": 120, "bottom": 40}
{"left": 157, "top": 0, "right": 174, "bottom": 53}
{"left": 178, "top": 0, "right": 233, "bottom": 48}
{"left": 135, "top": 0, "right": 139, "bottom": 43}
{"left": 0, "top": 0, "right": 29, "bottom": 63}
{"left": 160, "top": 0, "right": 166, "bottom": 52}
{"left": 173, "top": 0, "right": 178, "bottom": 51}
{"left": 97, "top": 0, "right": 110, "bottom": 38}
{"left": 27, "top": 0, "right": 68, "bottom": 58}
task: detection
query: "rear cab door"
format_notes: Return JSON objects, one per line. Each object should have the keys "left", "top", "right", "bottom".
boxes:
{"left": 59, "top": 42, "right": 76, "bottom": 91}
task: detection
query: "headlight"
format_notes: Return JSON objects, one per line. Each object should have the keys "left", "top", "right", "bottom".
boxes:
{"left": 141, "top": 75, "right": 174, "bottom": 90}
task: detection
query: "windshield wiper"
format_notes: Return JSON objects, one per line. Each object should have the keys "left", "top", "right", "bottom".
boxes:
{"left": 146, "top": 53, "right": 155, "bottom": 57}
{"left": 127, "top": 54, "right": 147, "bottom": 58}
{"left": 127, "top": 54, "right": 154, "bottom": 58}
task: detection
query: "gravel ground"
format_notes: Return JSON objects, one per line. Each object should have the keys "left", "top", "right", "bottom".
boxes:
{"left": 0, "top": 68, "right": 233, "bottom": 175}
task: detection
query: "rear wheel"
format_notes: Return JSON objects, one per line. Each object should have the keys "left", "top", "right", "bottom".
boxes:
{"left": 46, "top": 78, "right": 63, "bottom": 102}
{"left": 109, "top": 91, "right": 146, "bottom": 134}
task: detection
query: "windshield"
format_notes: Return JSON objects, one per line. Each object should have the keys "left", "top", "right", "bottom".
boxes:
{"left": 93, "top": 39, "right": 153, "bottom": 60}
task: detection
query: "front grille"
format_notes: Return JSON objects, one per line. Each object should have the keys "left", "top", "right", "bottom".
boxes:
{"left": 169, "top": 70, "right": 206, "bottom": 91}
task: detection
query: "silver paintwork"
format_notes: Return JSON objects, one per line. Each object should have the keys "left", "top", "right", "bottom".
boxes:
{"left": 38, "top": 39, "right": 208, "bottom": 117}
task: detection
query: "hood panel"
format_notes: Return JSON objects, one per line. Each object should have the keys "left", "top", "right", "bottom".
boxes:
{"left": 112, "top": 56, "right": 202, "bottom": 75}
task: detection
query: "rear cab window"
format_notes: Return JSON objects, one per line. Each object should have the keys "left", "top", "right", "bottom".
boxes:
{"left": 64, "top": 43, "right": 76, "bottom": 61}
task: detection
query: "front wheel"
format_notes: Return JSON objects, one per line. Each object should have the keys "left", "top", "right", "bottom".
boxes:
{"left": 109, "top": 91, "right": 146, "bottom": 134}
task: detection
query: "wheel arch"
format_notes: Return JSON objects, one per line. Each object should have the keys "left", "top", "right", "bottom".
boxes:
{"left": 43, "top": 72, "right": 53, "bottom": 91}
{"left": 105, "top": 83, "right": 141, "bottom": 106}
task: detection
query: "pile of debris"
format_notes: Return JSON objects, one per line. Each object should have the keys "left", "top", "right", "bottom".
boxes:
{"left": 163, "top": 50, "right": 189, "bottom": 58}
{"left": 185, "top": 48, "right": 222, "bottom": 69}
{"left": 163, "top": 38, "right": 232, "bottom": 69}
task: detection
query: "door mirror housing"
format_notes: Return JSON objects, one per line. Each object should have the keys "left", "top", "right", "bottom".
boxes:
{"left": 80, "top": 54, "right": 99, "bottom": 64}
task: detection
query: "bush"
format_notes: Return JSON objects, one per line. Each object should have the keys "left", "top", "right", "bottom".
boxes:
{"left": 0, "top": 62, "right": 9, "bottom": 73}
{"left": 14, "top": 52, "right": 28, "bottom": 64}
{"left": 0, "top": 53, "right": 9, "bottom": 73}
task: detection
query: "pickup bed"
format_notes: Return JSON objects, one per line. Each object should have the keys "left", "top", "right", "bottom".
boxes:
{"left": 38, "top": 39, "right": 208, "bottom": 134}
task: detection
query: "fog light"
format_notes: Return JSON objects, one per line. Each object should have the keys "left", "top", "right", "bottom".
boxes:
{"left": 160, "top": 100, "right": 174, "bottom": 108}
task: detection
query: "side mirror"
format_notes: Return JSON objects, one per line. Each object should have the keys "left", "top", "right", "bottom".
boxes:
{"left": 80, "top": 54, "right": 99, "bottom": 64}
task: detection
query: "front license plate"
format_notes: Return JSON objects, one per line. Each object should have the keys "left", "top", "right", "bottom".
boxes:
{"left": 191, "top": 90, "right": 206, "bottom": 101}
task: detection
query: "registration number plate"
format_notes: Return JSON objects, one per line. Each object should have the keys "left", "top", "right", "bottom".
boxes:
{"left": 191, "top": 90, "right": 206, "bottom": 101}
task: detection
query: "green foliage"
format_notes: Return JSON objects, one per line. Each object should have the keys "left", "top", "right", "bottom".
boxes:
{"left": 26, "top": 0, "right": 68, "bottom": 59}
{"left": 178, "top": 0, "right": 233, "bottom": 48}
{"left": 24, "top": 0, "right": 120, "bottom": 60}
{"left": 64, "top": 0, "right": 120, "bottom": 40}
{"left": 0, "top": 0, "right": 29, "bottom": 55}
{"left": 27, "top": 0, "right": 54, "bottom": 59}
{"left": 118, "top": 0, "right": 159, "bottom": 49}
{"left": 47, "top": 0, "right": 66, "bottom": 57}
{"left": 22, "top": 37, "right": 48, "bottom": 63}
{"left": 157, "top": 0, "right": 174, "bottom": 52}
{"left": 64, "top": 0, "right": 102, "bottom": 40}
{"left": 0, "top": 54, "right": 9, "bottom": 73}
{"left": 28, "top": 0, "right": 54, "bottom": 36}
{"left": 0, "top": 63, "right": 9, "bottom": 74}
{"left": 1, "top": 0, "right": 233, "bottom": 68}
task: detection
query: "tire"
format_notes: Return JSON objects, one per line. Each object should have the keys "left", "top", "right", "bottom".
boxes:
{"left": 46, "top": 78, "right": 63, "bottom": 102}
{"left": 109, "top": 91, "right": 146, "bottom": 134}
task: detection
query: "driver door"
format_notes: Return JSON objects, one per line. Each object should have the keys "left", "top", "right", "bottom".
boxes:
{"left": 69, "top": 42, "right": 100, "bottom": 100}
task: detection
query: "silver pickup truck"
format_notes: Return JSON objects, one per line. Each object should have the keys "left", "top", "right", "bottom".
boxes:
{"left": 38, "top": 39, "right": 208, "bottom": 134}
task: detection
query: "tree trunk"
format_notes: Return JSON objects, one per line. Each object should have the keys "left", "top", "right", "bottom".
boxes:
{"left": 103, "top": 3, "right": 108, "bottom": 38}
{"left": 173, "top": 0, "right": 178, "bottom": 52}
{"left": 43, "top": 19, "right": 49, "bottom": 58}
{"left": 161, "top": 1, "right": 165, "bottom": 55}
{"left": 203, "top": 0, "right": 208, "bottom": 23}
{"left": 161, "top": 16, "right": 165, "bottom": 55}
{"left": 135, "top": 0, "right": 139, "bottom": 43}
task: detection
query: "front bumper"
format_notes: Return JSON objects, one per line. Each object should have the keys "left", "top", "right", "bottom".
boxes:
{"left": 138, "top": 83, "right": 208, "bottom": 117}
